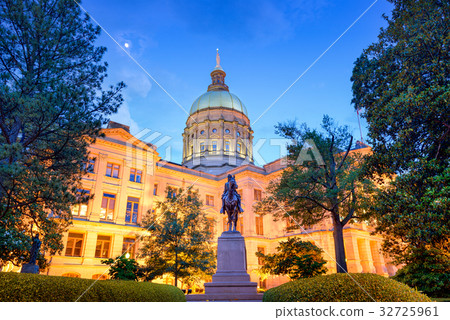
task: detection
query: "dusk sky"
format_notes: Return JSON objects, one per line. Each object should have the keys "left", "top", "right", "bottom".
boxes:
{"left": 81, "top": 0, "right": 393, "bottom": 165}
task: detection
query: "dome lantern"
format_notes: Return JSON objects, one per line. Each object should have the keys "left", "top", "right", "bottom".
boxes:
{"left": 207, "top": 49, "right": 229, "bottom": 92}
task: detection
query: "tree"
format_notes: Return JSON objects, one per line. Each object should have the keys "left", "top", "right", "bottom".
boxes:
{"left": 0, "top": 0, "right": 124, "bottom": 269}
{"left": 101, "top": 255, "right": 142, "bottom": 281}
{"left": 139, "top": 187, "right": 216, "bottom": 287}
{"left": 256, "top": 115, "right": 374, "bottom": 273}
{"left": 256, "top": 238, "right": 327, "bottom": 280}
{"left": 351, "top": 0, "right": 449, "bottom": 293}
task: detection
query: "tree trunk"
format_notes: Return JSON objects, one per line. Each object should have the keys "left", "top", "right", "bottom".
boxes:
{"left": 332, "top": 217, "right": 348, "bottom": 273}
{"left": 174, "top": 251, "right": 178, "bottom": 287}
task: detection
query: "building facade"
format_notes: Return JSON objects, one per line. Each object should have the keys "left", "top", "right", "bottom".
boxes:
{"left": 3, "top": 53, "right": 398, "bottom": 288}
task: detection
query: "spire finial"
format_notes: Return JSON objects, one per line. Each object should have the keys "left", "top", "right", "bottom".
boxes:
{"left": 216, "top": 48, "right": 220, "bottom": 68}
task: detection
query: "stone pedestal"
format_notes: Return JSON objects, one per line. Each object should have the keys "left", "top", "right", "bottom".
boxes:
{"left": 186, "top": 231, "right": 263, "bottom": 301}
{"left": 21, "top": 264, "right": 39, "bottom": 274}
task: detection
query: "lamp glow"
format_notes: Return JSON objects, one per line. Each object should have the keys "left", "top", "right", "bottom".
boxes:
{"left": 125, "top": 252, "right": 130, "bottom": 259}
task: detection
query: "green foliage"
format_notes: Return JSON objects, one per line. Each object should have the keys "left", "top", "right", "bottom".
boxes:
{"left": 351, "top": 0, "right": 449, "bottom": 175}
{"left": 256, "top": 238, "right": 327, "bottom": 280}
{"left": 0, "top": 0, "right": 124, "bottom": 268}
{"left": 263, "top": 273, "right": 431, "bottom": 302}
{"left": 101, "top": 255, "right": 142, "bottom": 281}
{"left": 373, "top": 163, "right": 449, "bottom": 260}
{"left": 351, "top": 0, "right": 449, "bottom": 288}
{"left": 256, "top": 115, "right": 375, "bottom": 272}
{"left": 0, "top": 272, "right": 186, "bottom": 302}
{"left": 139, "top": 187, "right": 216, "bottom": 287}
{"left": 393, "top": 247, "right": 450, "bottom": 298}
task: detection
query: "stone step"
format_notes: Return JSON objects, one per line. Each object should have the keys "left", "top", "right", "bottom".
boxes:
{"left": 185, "top": 293, "right": 263, "bottom": 302}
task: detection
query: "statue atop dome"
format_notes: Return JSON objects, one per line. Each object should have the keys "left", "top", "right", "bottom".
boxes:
{"left": 216, "top": 48, "right": 221, "bottom": 69}
{"left": 209, "top": 49, "right": 228, "bottom": 92}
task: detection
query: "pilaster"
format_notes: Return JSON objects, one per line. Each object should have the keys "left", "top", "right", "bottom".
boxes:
{"left": 90, "top": 153, "right": 108, "bottom": 222}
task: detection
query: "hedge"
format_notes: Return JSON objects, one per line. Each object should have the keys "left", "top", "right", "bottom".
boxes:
{"left": 263, "top": 273, "right": 431, "bottom": 302}
{"left": 0, "top": 272, "right": 186, "bottom": 302}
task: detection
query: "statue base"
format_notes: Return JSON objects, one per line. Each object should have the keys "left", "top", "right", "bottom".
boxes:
{"left": 186, "top": 231, "right": 263, "bottom": 301}
{"left": 21, "top": 264, "right": 39, "bottom": 274}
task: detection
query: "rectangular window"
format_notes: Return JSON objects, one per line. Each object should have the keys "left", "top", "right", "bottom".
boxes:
{"left": 106, "top": 163, "right": 120, "bottom": 178}
{"left": 223, "top": 216, "right": 228, "bottom": 232}
{"left": 65, "top": 233, "right": 84, "bottom": 257}
{"left": 125, "top": 197, "right": 139, "bottom": 224}
{"left": 237, "top": 215, "right": 244, "bottom": 233}
{"left": 286, "top": 217, "right": 296, "bottom": 232}
{"left": 95, "top": 235, "right": 111, "bottom": 258}
{"left": 237, "top": 143, "right": 242, "bottom": 153}
{"left": 84, "top": 158, "right": 95, "bottom": 173}
{"left": 255, "top": 215, "right": 264, "bottom": 235}
{"left": 237, "top": 189, "right": 243, "bottom": 201}
{"left": 207, "top": 218, "right": 215, "bottom": 235}
{"left": 122, "top": 237, "right": 136, "bottom": 259}
{"left": 200, "top": 142, "right": 205, "bottom": 152}
{"left": 257, "top": 247, "right": 265, "bottom": 265}
{"left": 206, "top": 195, "right": 214, "bottom": 206}
{"left": 254, "top": 189, "right": 262, "bottom": 201}
{"left": 153, "top": 184, "right": 158, "bottom": 196}
{"left": 71, "top": 189, "right": 90, "bottom": 217}
{"left": 129, "top": 168, "right": 142, "bottom": 183}
{"left": 259, "top": 278, "right": 267, "bottom": 289}
{"left": 212, "top": 141, "right": 217, "bottom": 152}
{"left": 225, "top": 141, "right": 230, "bottom": 151}
{"left": 100, "top": 193, "right": 115, "bottom": 220}
{"left": 167, "top": 187, "right": 177, "bottom": 198}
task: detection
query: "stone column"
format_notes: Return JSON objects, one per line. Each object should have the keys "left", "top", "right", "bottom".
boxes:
{"left": 346, "top": 233, "right": 363, "bottom": 273}
{"left": 82, "top": 231, "right": 98, "bottom": 263}
{"left": 112, "top": 233, "right": 124, "bottom": 258}
{"left": 357, "top": 238, "right": 376, "bottom": 273}
{"left": 115, "top": 159, "right": 130, "bottom": 225}
{"left": 241, "top": 182, "right": 254, "bottom": 236}
{"left": 90, "top": 153, "right": 108, "bottom": 222}
{"left": 370, "top": 240, "right": 388, "bottom": 275}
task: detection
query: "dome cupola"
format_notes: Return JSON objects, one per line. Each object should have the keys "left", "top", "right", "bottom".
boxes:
{"left": 182, "top": 50, "right": 253, "bottom": 175}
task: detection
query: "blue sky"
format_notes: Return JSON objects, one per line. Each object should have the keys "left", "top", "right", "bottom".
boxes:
{"left": 81, "top": 0, "right": 393, "bottom": 165}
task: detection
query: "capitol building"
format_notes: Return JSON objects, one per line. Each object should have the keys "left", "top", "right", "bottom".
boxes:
{"left": 25, "top": 54, "right": 397, "bottom": 289}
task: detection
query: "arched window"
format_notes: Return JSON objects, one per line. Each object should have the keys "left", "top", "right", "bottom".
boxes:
{"left": 237, "top": 131, "right": 240, "bottom": 137}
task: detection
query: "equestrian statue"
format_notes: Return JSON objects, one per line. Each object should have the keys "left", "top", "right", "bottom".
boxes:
{"left": 220, "top": 174, "right": 244, "bottom": 232}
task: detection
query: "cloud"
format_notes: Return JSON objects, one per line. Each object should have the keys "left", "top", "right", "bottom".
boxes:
{"left": 120, "top": 68, "right": 152, "bottom": 98}
{"left": 109, "top": 99, "right": 140, "bottom": 134}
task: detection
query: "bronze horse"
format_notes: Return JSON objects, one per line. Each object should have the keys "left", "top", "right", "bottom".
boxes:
{"left": 223, "top": 177, "right": 239, "bottom": 232}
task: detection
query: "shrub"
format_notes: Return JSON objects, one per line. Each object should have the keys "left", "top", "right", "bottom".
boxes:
{"left": 256, "top": 238, "right": 327, "bottom": 280}
{"left": 101, "top": 256, "right": 142, "bottom": 280}
{"left": 0, "top": 272, "right": 186, "bottom": 302}
{"left": 392, "top": 248, "right": 450, "bottom": 298}
{"left": 263, "top": 273, "right": 431, "bottom": 302}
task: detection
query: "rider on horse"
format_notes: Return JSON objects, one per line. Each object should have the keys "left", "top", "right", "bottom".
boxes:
{"left": 220, "top": 174, "right": 244, "bottom": 214}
